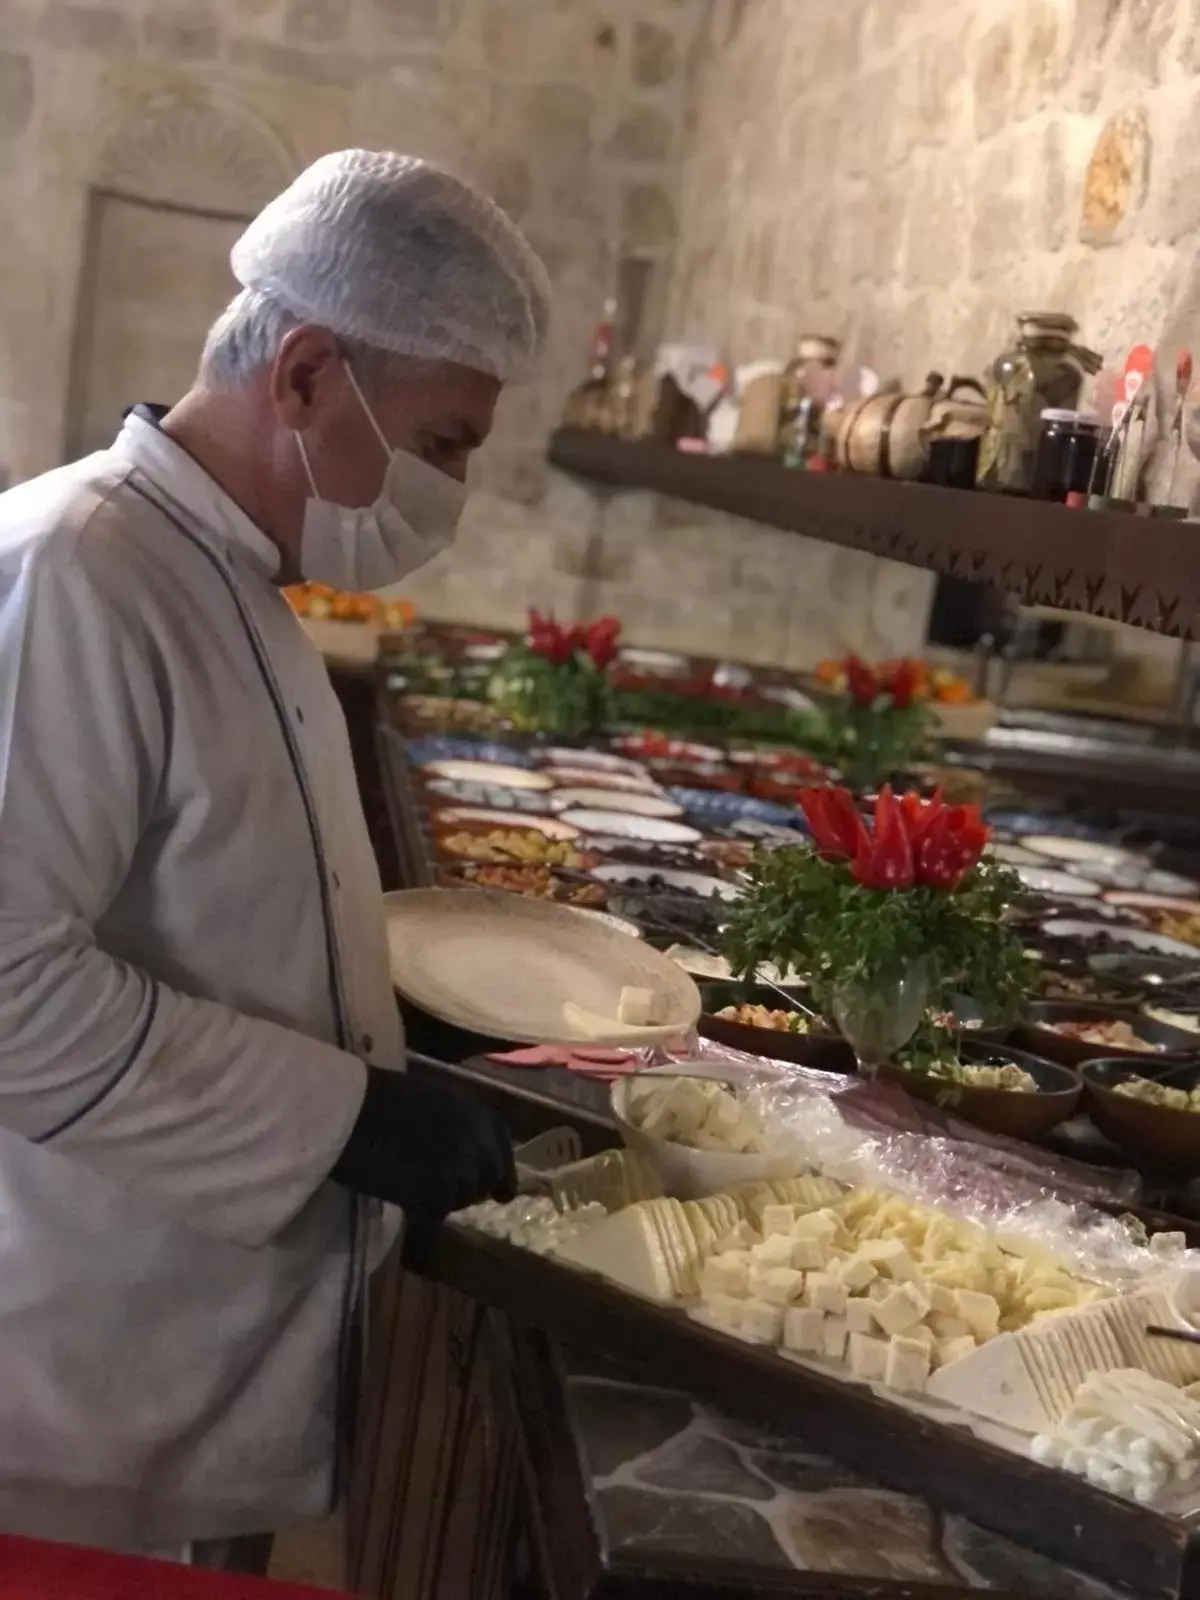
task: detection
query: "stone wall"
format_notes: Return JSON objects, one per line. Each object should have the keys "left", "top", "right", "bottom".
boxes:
{"left": 670, "top": 0, "right": 1200, "bottom": 432}
{"left": 0, "top": 0, "right": 696, "bottom": 597}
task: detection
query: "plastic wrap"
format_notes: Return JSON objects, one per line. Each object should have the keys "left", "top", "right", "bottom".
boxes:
{"left": 639, "top": 1039, "right": 1183, "bottom": 1292}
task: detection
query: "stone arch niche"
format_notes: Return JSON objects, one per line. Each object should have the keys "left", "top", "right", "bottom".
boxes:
{"left": 64, "top": 89, "right": 296, "bottom": 460}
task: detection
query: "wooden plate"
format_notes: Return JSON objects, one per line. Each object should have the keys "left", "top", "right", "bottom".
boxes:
{"left": 384, "top": 888, "right": 701, "bottom": 1045}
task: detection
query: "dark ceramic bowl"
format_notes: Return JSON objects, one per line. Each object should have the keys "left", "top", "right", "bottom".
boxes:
{"left": 697, "top": 981, "right": 853, "bottom": 1073}
{"left": 1012, "top": 1000, "right": 1200, "bottom": 1070}
{"left": 1081, "top": 1058, "right": 1200, "bottom": 1172}
{"left": 878, "top": 1039, "right": 1081, "bottom": 1141}
{"left": 1034, "top": 959, "right": 1146, "bottom": 1008}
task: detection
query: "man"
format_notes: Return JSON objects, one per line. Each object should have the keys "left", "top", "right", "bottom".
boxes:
{"left": 0, "top": 150, "right": 549, "bottom": 1567}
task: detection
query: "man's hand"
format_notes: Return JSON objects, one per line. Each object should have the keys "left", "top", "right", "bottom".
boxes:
{"left": 330, "top": 1066, "right": 516, "bottom": 1217}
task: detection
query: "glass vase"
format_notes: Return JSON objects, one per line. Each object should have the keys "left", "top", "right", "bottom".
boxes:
{"left": 829, "top": 958, "right": 931, "bottom": 1080}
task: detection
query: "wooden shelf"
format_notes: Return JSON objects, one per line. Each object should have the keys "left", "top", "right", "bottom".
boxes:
{"left": 547, "top": 429, "right": 1200, "bottom": 641}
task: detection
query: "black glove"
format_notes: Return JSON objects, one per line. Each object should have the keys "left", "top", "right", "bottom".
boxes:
{"left": 331, "top": 1066, "right": 516, "bottom": 1218}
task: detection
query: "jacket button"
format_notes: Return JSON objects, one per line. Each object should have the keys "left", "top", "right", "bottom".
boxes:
{"left": 331, "top": 871, "right": 341, "bottom": 889}
{"left": 361, "top": 1034, "right": 374, "bottom": 1054}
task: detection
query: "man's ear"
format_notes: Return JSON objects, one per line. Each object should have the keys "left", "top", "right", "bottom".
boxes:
{"left": 270, "top": 326, "right": 345, "bottom": 430}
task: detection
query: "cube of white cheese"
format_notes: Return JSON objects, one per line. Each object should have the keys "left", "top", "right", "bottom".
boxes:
{"left": 749, "top": 1265, "right": 805, "bottom": 1307}
{"left": 845, "top": 1297, "right": 878, "bottom": 1335}
{"left": 752, "top": 1233, "right": 797, "bottom": 1268}
{"left": 822, "top": 1315, "right": 849, "bottom": 1362}
{"left": 905, "top": 1322, "right": 935, "bottom": 1350}
{"left": 928, "top": 1283, "right": 958, "bottom": 1316}
{"left": 856, "top": 1239, "right": 918, "bottom": 1281}
{"left": 761, "top": 1204, "right": 797, "bottom": 1237}
{"left": 930, "top": 1313, "right": 971, "bottom": 1340}
{"left": 952, "top": 1289, "right": 1001, "bottom": 1341}
{"left": 699, "top": 1252, "right": 751, "bottom": 1301}
{"left": 885, "top": 1335, "right": 931, "bottom": 1393}
{"left": 792, "top": 1209, "right": 839, "bottom": 1244}
{"left": 933, "top": 1334, "right": 976, "bottom": 1369}
{"left": 873, "top": 1282, "right": 931, "bottom": 1337}
{"left": 706, "top": 1293, "right": 745, "bottom": 1330}
{"left": 782, "top": 1306, "right": 826, "bottom": 1355}
{"left": 717, "top": 1221, "right": 759, "bottom": 1252}
{"left": 790, "top": 1235, "right": 830, "bottom": 1271}
{"left": 839, "top": 1253, "right": 879, "bottom": 1293}
{"left": 739, "top": 1299, "right": 785, "bottom": 1344}
{"left": 805, "top": 1273, "right": 849, "bottom": 1315}
{"left": 848, "top": 1331, "right": 889, "bottom": 1382}
{"left": 617, "top": 986, "right": 656, "bottom": 1026}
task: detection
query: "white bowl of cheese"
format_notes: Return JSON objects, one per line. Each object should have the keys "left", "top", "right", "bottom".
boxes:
{"left": 612, "top": 1070, "right": 801, "bottom": 1199}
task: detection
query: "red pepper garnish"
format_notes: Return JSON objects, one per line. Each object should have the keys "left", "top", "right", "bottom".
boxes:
{"left": 914, "top": 802, "right": 990, "bottom": 890}
{"left": 851, "top": 784, "right": 915, "bottom": 889}
{"left": 844, "top": 653, "right": 880, "bottom": 707}
{"left": 899, "top": 787, "right": 945, "bottom": 848}
{"left": 584, "top": 615, "right": 621, "bottom": 669}
{"left": 526, "top": 609, "right": 573, "bottom": 665}
{"left": 881, "top": 657, "right": 924, "bottom": 709}
{"left": 798, "top": 786, "right": 870, "bottom": 862}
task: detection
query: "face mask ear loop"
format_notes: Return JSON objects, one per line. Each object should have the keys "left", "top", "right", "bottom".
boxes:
{"left": 343, "top": 362, "right": 394, "bottom": 462}
{"left": 294, "top": 430, "right": 321, "bottom": 498}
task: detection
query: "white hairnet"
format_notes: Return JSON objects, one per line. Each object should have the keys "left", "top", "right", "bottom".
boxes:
{"left": 230, "top": 149, "right": 551, "bottom": 383}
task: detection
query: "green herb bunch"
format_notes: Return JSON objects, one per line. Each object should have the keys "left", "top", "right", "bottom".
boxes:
{"left": 722, "top": 843, "right": 1036, "bottom": 1029}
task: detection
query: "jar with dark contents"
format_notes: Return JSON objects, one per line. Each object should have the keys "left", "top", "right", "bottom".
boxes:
{"left": 1032, "top": 408, "right": 1102, "bottom": 502}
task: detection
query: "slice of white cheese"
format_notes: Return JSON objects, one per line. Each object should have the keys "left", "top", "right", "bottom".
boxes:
{"left": 554, "top": 1205, "right": 676, "bottom": 1302}
{"left": 927, "top": 1288, "right": 1200, "bottom": 1433}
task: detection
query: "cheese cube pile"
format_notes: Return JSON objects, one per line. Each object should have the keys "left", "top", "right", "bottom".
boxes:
{"left": 625, "top": 1077, "right": 765, "bottom": 1154}
{"left": 696, "top": 1186, "right": 1114, "bottom": 1399}
{"left": 554, "top": 1174, "right": 1118, "bottom": 1408}
{"left": 1032, "top": 1369, "right": 1200, "bottom": 1503}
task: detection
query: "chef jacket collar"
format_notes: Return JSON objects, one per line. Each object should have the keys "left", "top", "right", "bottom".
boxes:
{"left": 112, "top": 404, "right": 282, "bottom": 580}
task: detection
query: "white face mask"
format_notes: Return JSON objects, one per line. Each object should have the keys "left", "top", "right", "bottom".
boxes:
{"left": 294, "top": 364, "right": 467, "bottom": 591}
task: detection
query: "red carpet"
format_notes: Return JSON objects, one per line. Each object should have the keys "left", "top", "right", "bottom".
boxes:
{"left": 0, "top": 1535, "right": 349, "bottom": 1597}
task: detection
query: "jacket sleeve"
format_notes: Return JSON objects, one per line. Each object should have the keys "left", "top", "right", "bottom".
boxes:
{"left": 0, "top": 533, "right": 368, "bottom": 1249}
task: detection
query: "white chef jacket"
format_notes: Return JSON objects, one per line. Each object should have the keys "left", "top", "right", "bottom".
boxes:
{"left": 0, "top": 411, "right": 402, "bottom": 1552}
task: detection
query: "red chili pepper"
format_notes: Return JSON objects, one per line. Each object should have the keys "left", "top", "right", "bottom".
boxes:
{"left": 883, "top": 658, "right": 923, "bottom": 709}
{"left": 798, "top": 786, "right": 870, "bottom": 862}
{"left": 844, "top": 653, "right": 880, "bottom": 707}
{"left": 526, "top": 609, "right": 574, "bottom": 665}
{"left": 899, "top": 788, "right": 945, "bottom": 848}
{"left": 914, "top": 802, "right": 990, "bottom": 890}
{"left": 850, "top": 784, "right": 915, "bottom": 890}
{"left": 584, "top": 615, "right": 621, "bottom": 669}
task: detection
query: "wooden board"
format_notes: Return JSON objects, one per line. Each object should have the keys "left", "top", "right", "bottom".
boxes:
{"left": 548, "top": 429, "right": 1200, "bottom": 641}
{"left": 428, "top": 1224, "right": 1200, "bottom": 1599}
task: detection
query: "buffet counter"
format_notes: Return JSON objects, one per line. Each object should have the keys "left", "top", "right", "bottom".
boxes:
{"left": 330, "top": 665, "right": 1193, "bottom": 1600}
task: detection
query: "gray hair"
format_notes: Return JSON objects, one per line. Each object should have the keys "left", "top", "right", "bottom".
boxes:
{"left": 198, "top": 287, "right": 422, "bottom": 391}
